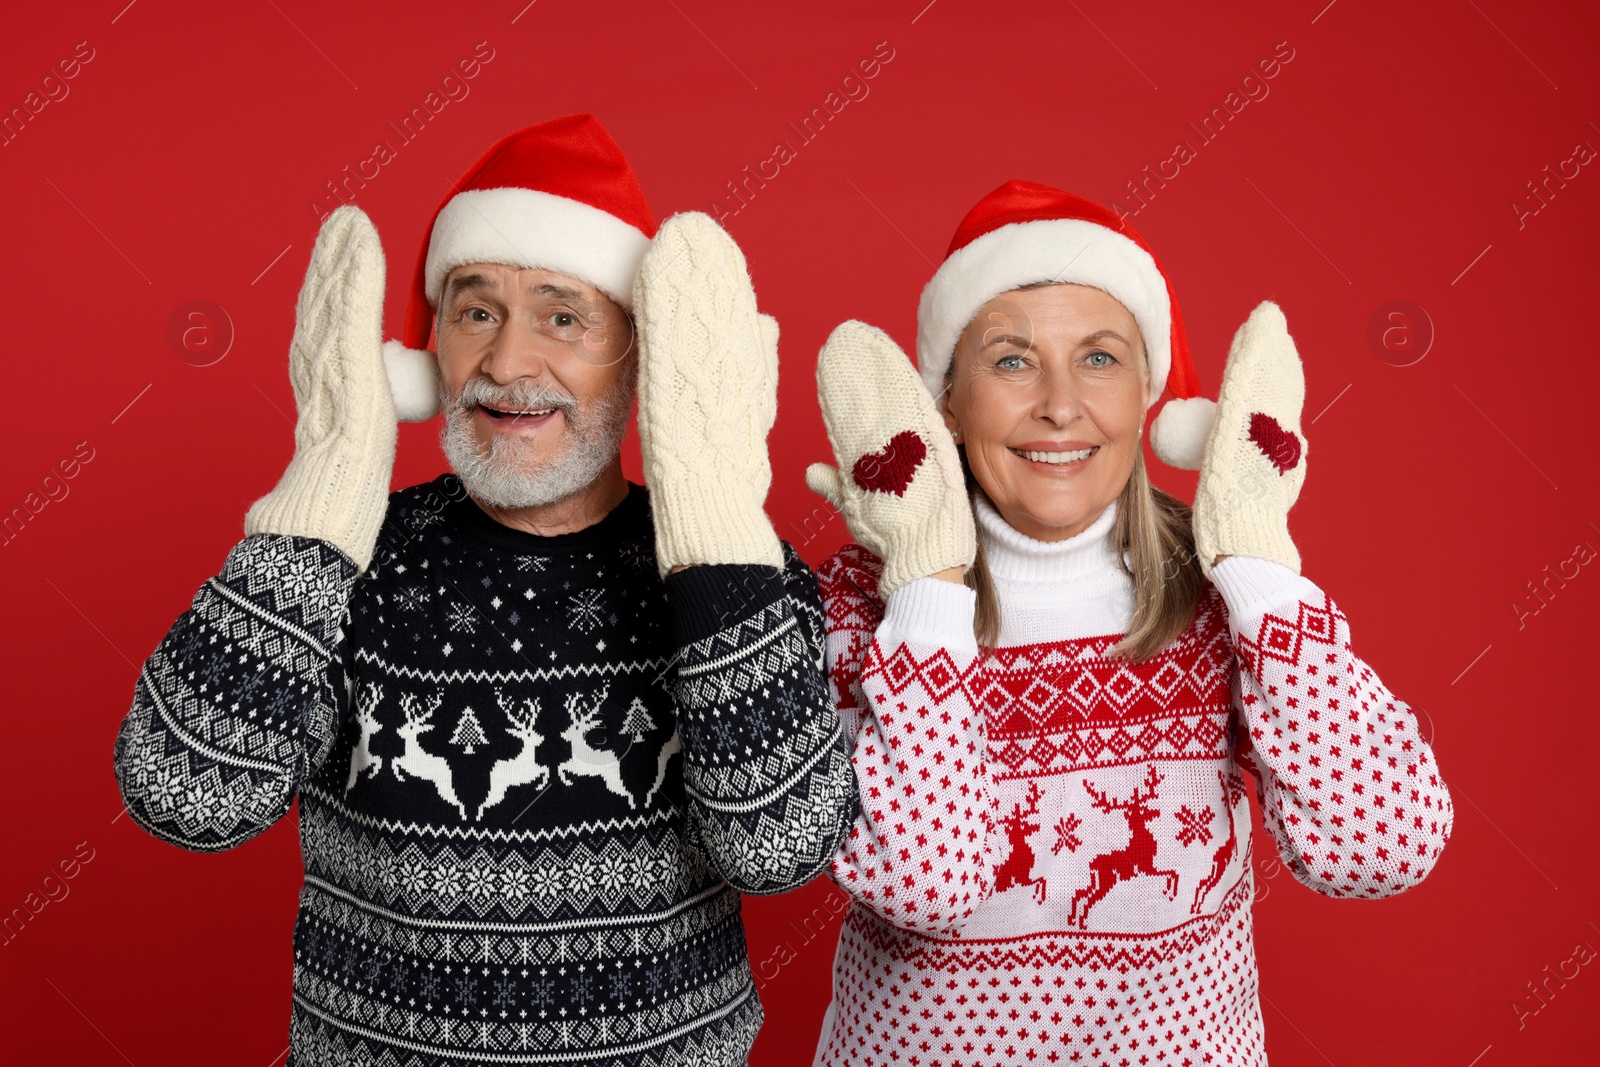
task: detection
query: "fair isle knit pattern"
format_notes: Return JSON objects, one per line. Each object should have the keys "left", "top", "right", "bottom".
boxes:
{"left": 113, "top": 474, "right": 855, "bottom": 1066}
{"left": 812, "top": 496, "right": 1452, "bottom": 1067}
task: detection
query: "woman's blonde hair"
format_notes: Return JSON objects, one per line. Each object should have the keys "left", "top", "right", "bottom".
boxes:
{"left": 946, "top": 280, "right": 1204, "bottom": 660}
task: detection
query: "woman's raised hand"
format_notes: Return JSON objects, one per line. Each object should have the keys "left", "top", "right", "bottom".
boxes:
{"left": 1192, "top": 301, "right": 1308, "bottom": 577}
{"left": 805, "top": 321, "right": 975, "bottom": 597}
{"left": 244, "top": 205, "right": 397, "bottom": 573}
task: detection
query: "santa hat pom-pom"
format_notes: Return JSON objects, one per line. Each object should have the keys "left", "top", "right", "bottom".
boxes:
{"left": 382, "top": 339, "right": 442, "bottom": 421}
{"left": 1150, "top": 396, "right": 1216, "bottom": 470}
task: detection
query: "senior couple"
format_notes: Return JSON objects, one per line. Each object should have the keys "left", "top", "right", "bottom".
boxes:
{"left": 114, "top": 114, "right": 1451, "bottom": 1066}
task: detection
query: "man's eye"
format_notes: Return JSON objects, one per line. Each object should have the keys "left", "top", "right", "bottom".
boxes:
{"left": 551, "top": 312, "right": 577, "bottom": 328}
{"left": 464, "top": 308, "right": 494, "bottom": 324}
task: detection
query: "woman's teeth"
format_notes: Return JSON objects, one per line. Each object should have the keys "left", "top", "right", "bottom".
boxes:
{"left": 1014, "top": 446, "right": 1097, "bottom": 464}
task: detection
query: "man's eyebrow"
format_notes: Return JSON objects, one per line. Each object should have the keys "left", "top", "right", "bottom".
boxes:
{"left": 533, "top": 282, "right": 587, "bottom": 302}
{"left": 443, "top": 273, "right": 494, "bottom": 302}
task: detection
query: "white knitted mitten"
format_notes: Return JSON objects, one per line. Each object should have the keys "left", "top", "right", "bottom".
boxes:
{"left": 634, "top": 211, "right": 784, "bottom": 575}
{"left": 806, "top": 321, "right": 976, "bottom": 598}
{"left": 244, "top": 206, "right": 397, "bottom": 572}
{"left": 1193, "top": 300, "right": 1307, "bottom": 578}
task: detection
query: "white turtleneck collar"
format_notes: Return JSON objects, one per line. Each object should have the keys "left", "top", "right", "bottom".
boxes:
{"left": 973, "top": 492, "right": 1124, "bottom": 586}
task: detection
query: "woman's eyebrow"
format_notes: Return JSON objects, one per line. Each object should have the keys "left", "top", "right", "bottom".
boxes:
{"left": 1079, "top": 328, "right": 1129, "bottom": 347}
{"left": 982, "top": 332, "right": 1034, "bottom": 350}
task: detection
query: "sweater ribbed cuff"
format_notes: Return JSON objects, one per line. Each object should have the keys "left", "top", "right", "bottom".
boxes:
{"left": 664, "top": 562, "right": 786, "bottom": 645}
{"left": 1208, "top": 555, "right": 1306, "bottom": 618}
{"left": 883, "top": 576, "right": 979, "bottom": 658}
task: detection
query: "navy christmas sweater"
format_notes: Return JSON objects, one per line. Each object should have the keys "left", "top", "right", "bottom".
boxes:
{"left": 113, "top": 474, "right": 856, "bottom": 1065}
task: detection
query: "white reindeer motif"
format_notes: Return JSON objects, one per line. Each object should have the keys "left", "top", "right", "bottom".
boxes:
{"left": 391, "top": 691, "right": 468, "bottom": 820}
{"left": 477, "top": 691, "right": 550, "bottom": 821}
{"left": 345, "top": 681, "right": 385, "bottom": 795}
{"left": 643, "top": 726, "right": 681, "bottom": 808}
{"left": 557, "top": 682, "right": 635, "bottom": 809}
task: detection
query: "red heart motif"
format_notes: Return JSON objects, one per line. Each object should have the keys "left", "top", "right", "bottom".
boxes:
{"left": 1248, "top": 412, "right": 1301, "bottom": 474}
{"left": 852, "top": 430, "right": 927, "bottom": 497}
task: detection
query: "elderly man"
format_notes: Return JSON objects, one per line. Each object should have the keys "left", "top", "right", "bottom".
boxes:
{"left": 113, "top": 114, "right": 854, "bottom": 1065}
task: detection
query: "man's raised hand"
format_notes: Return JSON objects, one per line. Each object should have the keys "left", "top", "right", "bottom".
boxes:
{"left": 633, "top": 211, "right": 784, "bottom": 574}
{"left": 244, "top": 205, "right": 397, "bottom": 572}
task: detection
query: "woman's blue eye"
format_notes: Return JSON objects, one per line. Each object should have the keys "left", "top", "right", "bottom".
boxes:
{"left": 997, "top": 354, "right": 1026, "bottom": 370}
{"left": 1086, "top": 350, "right": 1115, "bottom": 367}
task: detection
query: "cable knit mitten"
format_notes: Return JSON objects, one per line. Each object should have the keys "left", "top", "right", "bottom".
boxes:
{"left": 244, "top": 205, "right": 397, "bottom": 572}
{"left": 806, "top": 321, "right": 976, "bottom": 598}
{"left": 634, "top": 212, "right": 784, "bottom": 574}
{"left": 1193, "top": 300, "right": 1307, "bottom": 578}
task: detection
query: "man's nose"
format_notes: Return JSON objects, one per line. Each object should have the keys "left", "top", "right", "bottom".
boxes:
{"left": 480, "top": 310, "right": 548, "bottom": 383}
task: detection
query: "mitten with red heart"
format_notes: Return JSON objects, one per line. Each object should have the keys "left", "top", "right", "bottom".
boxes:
{"left": 805, "top": 321, "right": 976, "bottom": 597}
{"left": 1193, "top": 300, "right": 1308, "bottom": 578}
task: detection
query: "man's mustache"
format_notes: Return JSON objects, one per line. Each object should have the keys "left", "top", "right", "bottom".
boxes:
{"left": 447, "top": 377, "right": 579, "bottom": 415}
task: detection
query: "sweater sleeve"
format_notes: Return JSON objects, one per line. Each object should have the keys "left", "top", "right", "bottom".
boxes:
{"left": 1211, "top": 555, "right": 1453, "bottom": 897}
{"left": 818, "top": 547, "right": 1000, "bottom": 936}
{"left": 663, "top": 541, "right": 857, "bottom": 895}
{"left": 112, "top": 534, "right": 359, "bottom": 852}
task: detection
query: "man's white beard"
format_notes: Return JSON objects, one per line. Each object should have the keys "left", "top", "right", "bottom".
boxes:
{"left": 438, "top": 370, "right": 634, "bottom": 510}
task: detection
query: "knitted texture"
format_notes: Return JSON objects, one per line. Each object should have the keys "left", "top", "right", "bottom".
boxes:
{"left": 633, "top": 211, "right": 784, "bottom": 574}
{"left": 244, "top": 206, "right": 397, "bottom": 573}
{"left": 1193, "top": 300, "right": 1307, "bottom": 577}
{"left": 114, "top": 476, "right": 856, "bottom": 1066}
{"left": 811, "top": 504, "right": 1452, "bottom": 1067}
{"left": 805, "top": 321, "right": 975, "bottom": 597}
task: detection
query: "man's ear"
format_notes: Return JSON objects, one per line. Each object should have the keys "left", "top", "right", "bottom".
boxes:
{"left": 938, "top": 372, "right": 959, "bottom": 435}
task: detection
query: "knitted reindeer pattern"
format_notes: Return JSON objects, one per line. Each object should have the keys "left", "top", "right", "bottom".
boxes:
{"left": 814, "top": 543, "right": 1452, "bottom": 1067}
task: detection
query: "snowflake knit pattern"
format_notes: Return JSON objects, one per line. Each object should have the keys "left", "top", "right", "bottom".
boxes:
{"left": 812, "top": 495, "right": 1452, "bottom": 1067}
{"left": 113, "top": 474, "right": 856, "bottom": 1066}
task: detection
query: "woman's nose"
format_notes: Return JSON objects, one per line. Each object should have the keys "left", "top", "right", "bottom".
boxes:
{"left": 1033, "top": 367, "right": 1084, "bottom": 425}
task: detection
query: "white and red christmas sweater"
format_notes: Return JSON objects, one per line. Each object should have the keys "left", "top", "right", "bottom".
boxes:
{"left": 812, "top": 495, "right": 1452, "bottom": 1067}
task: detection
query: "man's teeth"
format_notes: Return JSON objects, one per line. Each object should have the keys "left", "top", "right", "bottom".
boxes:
{"left": 1015, "top": 447, "right": 1096, "bottom": 464}
{"left": 486, "top": 404, "right": 556, "bottom": 416}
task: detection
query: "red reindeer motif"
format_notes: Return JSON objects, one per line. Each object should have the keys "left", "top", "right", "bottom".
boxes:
{"left": 1190, "top": 769, "right": 1247, "bottom": 914}
{"left": 994, "top": 781, "right": 1048, "bottom": 903}
{"left": 1068, "top": 764, "right": 1179, "bottom": 928}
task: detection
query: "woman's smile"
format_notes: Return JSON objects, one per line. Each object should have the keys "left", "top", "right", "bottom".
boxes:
{"left": 1008, "top": 440, "right": 1100, "bottom": 470}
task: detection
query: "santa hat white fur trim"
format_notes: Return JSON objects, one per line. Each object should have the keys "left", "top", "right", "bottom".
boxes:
{"left": 424, "top": 187, "right": 651, "bottom": 311}
{"left": 1149, "top": 396, "right": 1215, "bottom": 470}
{"left": 382, "top": 339, "right": 442, "bottom": 422}
{"left": 916, "top": 218, "right": 1173, "bottom": 402}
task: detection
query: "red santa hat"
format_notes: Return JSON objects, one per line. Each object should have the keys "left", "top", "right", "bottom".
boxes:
{"left": 382, "top": 113, "right": 657, "bottom": 421}
{"left": 915, "top": 180, "right": 1215, "bottom": 469}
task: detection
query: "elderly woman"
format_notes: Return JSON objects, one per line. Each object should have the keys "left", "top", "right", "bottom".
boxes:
{"left": 804, "top": 181, "right": 1452, "bottom": 1066}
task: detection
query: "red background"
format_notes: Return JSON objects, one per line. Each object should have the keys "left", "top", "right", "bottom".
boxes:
{"left": 3, "top": 1, "right": 1597, "bottom": 1063}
